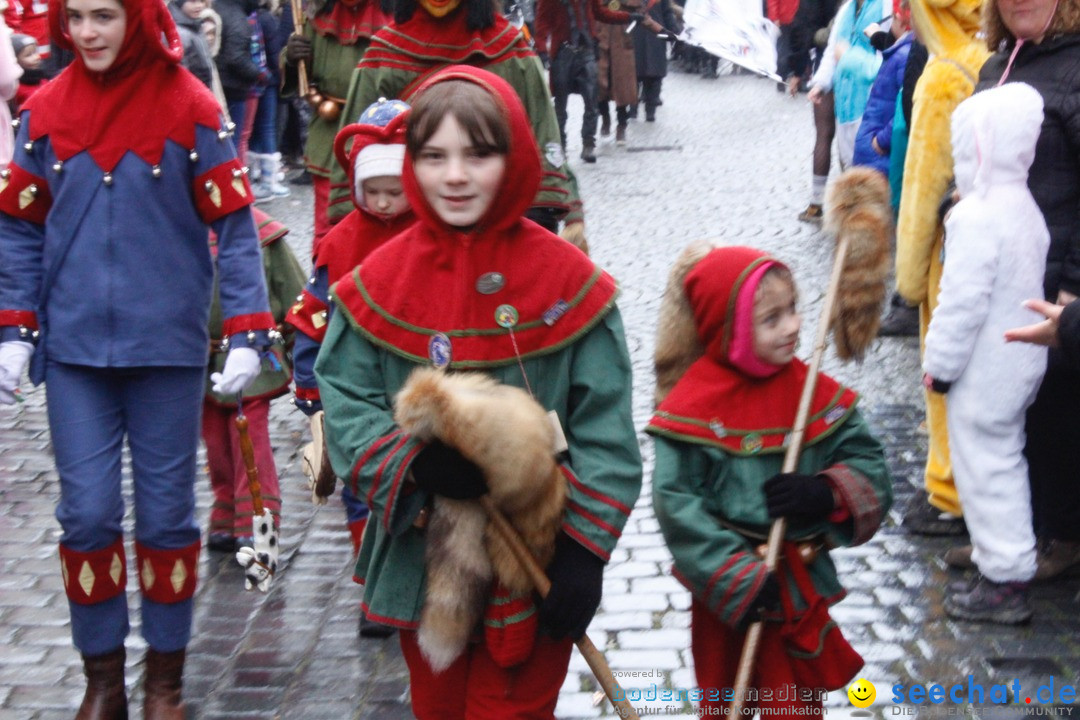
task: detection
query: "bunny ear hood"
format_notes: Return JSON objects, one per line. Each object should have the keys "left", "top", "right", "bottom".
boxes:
{"left": 951, "top": 82, "right": 1044, "bottom": 197}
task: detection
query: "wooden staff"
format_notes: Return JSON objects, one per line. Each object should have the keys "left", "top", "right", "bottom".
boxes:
{"left": 478, "top": 496, "right": 640, "bottom": 720}
{"left": 728, "top": 231, "right": 852, "bottom": 715}
{"left": 236, "top": 410, "right": 264, "bottom": 517}
{"left": 288, "top": 0, "right": 310, "bottom": 99}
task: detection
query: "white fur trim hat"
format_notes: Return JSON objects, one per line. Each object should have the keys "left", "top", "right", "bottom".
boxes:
{"left": 354, "top": 143, "right": 406, "bottom": 184}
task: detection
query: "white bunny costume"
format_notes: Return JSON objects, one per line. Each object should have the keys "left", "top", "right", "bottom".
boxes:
{"left": 924, "top": 82, "right": 1049, "bottom": 583}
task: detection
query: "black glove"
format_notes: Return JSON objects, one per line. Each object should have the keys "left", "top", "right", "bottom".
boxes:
{"left": 539, "top": 535, "right": 605, "bottom": 639}
{"left": 286, "top": 34, "right": 313, "bottom": 65}
{"left": 524, "top": 206, "right": 560, "bottom": 232}
{"left": 409, "top": 439, "right": 488, "bottom": 500}
{"left": 764, "top": 472, "right": 835, "bottom": 520}
{"left": 737, "top": 571, "right": 780, "bottom": 629}
{"left": 868, "top": 30, "right": 894, "bottom": 52}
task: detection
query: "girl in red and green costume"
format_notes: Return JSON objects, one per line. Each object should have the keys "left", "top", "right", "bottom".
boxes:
{"left": 325, "top": 0, "right": 588, "bottom": 251}
{"left": 648, "top": 245, "right": 892, "bottom": 714}
{"left": 315, "top": 65, "right": 640, "bottom": 718}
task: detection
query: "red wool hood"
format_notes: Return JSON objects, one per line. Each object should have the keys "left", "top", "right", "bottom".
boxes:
{"left": 24, "top": 0, "right": 222, "bottom": 172}
{"left": 332, "top": 66, "right": 616, "bottom": 366}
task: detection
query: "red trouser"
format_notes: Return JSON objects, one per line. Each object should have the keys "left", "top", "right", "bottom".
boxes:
{"left": 399, "top": 630, "right": 573, "bottom": 719}
{"left": 691, "top": 598, "right": 824, "bottom": 713}
{"left": 201, "top": 397, "right": 281, "bottom": 538}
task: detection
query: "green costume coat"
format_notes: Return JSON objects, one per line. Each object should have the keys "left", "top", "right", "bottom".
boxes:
{"left": 649, "top": 406, "right": 892, "bottom": 628}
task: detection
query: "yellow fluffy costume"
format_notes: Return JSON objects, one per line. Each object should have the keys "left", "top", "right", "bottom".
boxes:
{"left": 895, "top": 0, "right": 990, "bottom": 516}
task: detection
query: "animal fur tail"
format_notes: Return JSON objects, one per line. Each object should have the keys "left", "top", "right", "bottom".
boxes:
{"left": 653, "top": 240, "right": 715, "bottom": 406}
{"left": 394, "top": 368, "right": 568, "bottom": 670}
{"left": 823, "top": 168, "right": 893, "bottom": 361}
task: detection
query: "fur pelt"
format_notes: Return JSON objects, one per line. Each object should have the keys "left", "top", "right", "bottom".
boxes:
{"left": 824, "top": 167, "right": 893, "bottom": 360}
{"left": 559, "top": 220, "right": 590, "bottom": 256}
{"left": 393, "top": 368, "right": 567, "bottom": 672}
{"left": 653, "top": 240, "right": 715, "bottom": 405}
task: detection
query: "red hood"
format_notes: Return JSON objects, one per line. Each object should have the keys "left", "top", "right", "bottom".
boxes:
{"left": 401, "top": 65, "right": 541, "bottom": 239}
{"left": 24, "top": 0, "right": 220, "bottom": 171}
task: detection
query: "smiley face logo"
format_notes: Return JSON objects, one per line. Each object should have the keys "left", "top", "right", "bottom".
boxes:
{"left": 847, "top": 678, "right": 876, "bottom": 708}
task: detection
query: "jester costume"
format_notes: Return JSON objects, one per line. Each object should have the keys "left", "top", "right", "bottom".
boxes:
{"left": 647, "top": 246, "right": 891, "bottom": 713}
{"left": 315, "top": 66, "right": 640, "bottom": 718}
{"left": 0, "top": 0, "right": 273, "bottom": 714}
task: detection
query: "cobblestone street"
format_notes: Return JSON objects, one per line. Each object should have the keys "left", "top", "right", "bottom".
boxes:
{"left": 2, "top": 65, "right": 1079, "bottom": 720}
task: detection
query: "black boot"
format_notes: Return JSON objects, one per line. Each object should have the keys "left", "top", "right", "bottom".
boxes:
{"left": 580, "top": 143, "right": 597, "bottom": 163}
{"left": 143, "top": 648, "right": 185, "bottom": 720}
{"left": 879, "top": 294, "right": 920, "bottom": 337}
{"left": 76, "top": 647, "right": 128, "bottom": 720}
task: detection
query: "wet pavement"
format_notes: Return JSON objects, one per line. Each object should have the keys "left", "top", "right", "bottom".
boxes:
{"left": 2, "top": 64, "right": 1079, "bottom": 720}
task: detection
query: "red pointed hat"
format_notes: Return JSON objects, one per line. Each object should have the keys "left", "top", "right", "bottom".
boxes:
{"left": 24, "top": 0, "right": 221, "bottom": 171}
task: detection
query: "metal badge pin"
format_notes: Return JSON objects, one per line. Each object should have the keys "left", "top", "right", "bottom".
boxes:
{"left": 218, "top": 130, "right": 229, "bottom": 141}
{"left": 709, "top": 420, "right": 727, "bottom": 438}
{"left": 152, "top": 165, "right": 162, "bottom": 178}
{"left": 52, "top": 161, "right": 63, "bottom": 174}
{"left": 23, "top": 141, "right": 32, "bottom": 152}
{"left": 495, "top": 304, "right": 519, "bottom": 328}
{"left": 475, "top": 272, "right": 505, "bottom": 295}
{"left": 103, "top": 173, "right": 113, "bottom": 186}
{"left": 428, "top": 333, "right": 452, "bottom": 369}
{"left": 11, "top": 117, "right": 19, "bottom": 129}
{"left": 189, "top": 150, "right": 199, "bottom": 162}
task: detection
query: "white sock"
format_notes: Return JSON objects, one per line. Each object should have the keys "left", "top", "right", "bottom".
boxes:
{"left": 810, "top": 175, "right": 828, "bottom": 206}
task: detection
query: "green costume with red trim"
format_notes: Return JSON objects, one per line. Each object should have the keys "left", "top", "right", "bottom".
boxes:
{"left": 326, "top": 6, "right": 583, "bottom": 224}
{"left": 315, "top": 66, "right": 640, "bottom": 630}
{"left": 647, "top": 245, "right": 893, "bottom": 629}
{"left": 280, "top": 0, "right": 390, "bottom": 179}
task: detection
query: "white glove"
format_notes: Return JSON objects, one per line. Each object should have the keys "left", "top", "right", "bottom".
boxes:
{"left": 0, "top": 341, "right": 34, "bottom": 405}
{"left": 211, "top": 346, "right": 261, "bottom": 395}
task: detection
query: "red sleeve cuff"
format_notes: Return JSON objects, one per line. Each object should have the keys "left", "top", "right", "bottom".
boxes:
{"left": 285, "top": 291, "right": 329, "bottom": 342}
{"left": 223, "top": 312, "right": 275, "bottom": 337}
{"left": 193, "top": 160, "right": 253, "bottom": 223}
{"left": 295, "top": 385, "right": 321, "bottom": 401}
{"left": 0, "top": 309, "right": 39, "bottom": 329}
{"left": 0, "top": 164, "right": 51, "bottom": 224}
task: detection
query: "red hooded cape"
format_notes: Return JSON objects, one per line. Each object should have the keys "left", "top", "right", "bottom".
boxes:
{"left": 311, "top": 0, "right": 391, "bottom": 45}
{"left": 331, "top": 65, "right": 616, "bottom": 367}
{"left": 357, "top": 8, "right": 534, "bottom": 77}
{"left": 647, "top": 247, "right": 859, "bottom": 455}
{"left": 23, "top": 0, "right": 223, "bottom": 172}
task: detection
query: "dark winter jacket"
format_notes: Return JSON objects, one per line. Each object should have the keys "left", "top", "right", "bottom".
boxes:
{"left": 853, "top": 32, "right": 912, "bottom": 173}
{"left": 169, "top": 1, "right": 216, "bottom": 89}
{"left": 1060, "top": 300, "right": 1080, "bottom": 369}
{"left": 214, "top": 0, "right": 263, "bottom": 102}
{"left": 978, "top": 34, "right": 1080, "bottom": 299}
{"left": 633, "top": 0, "right": 676, "bottom": 77}
{"left": 256, "top": 7, "right": 282, "bottom": 86}
{"left": 901, "top": 39, "right": 927, "bottom": 125}
{"left": 787, "top": 0, "right": 838, "bottom": 78}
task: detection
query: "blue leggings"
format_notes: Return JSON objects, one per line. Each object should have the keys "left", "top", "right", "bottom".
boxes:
{"left": 47, "top": 362, "right": 204, "bottom": 655}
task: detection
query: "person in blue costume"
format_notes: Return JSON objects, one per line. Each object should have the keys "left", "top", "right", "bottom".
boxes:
{"left": 0, "top": 0, "right": 275, "bottom": 714}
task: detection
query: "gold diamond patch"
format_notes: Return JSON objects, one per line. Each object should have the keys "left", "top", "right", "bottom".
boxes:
{"left": 110, "top": 553, "right": 123, "bottom": 586}
{"left": 170, "top": 559, "right": 187, "bottom": 593}
{"left": 78, "top": 561, "right": 95, "bottom": 597}
{"left": 142, "top": 558, "right": 155, "bottom": 591}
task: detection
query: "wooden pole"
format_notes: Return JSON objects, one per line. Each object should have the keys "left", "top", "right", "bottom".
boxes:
{"left": 478, "top": 496, "right": 640, "bottom": 720}
{"left": 288, "top": 0, "right": 310, "bottom": 98}
{"left": 729, "top": 231, "right": 852, "bottom": 715}
{"left": 236, "top": 413, "right": 264, "bottom": 517}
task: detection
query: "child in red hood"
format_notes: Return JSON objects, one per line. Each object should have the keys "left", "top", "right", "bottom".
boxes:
{"left": 315, "top": 66, "right": 641, "bottom": 718}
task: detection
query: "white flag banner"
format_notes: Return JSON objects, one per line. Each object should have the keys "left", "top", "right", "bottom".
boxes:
{"left": 678, "top": 0, "right": 782, "bottom": 81}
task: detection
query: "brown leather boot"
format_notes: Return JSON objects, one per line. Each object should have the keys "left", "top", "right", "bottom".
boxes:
{"left": 76, "top": 647, "right": 128, "bottom": 720}
{"left": 143, "top": 648, "right": 185, "bottom": 720}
